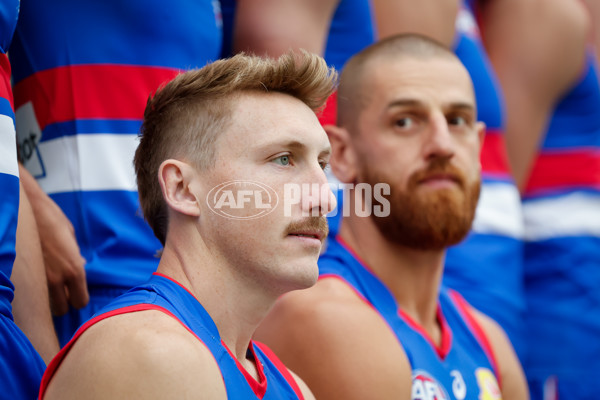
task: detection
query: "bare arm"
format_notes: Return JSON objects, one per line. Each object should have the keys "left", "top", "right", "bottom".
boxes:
{"left": 11, "top": 182, "right": 60, "bottom": 364}
{"left": 19, "top": 164, "right": 88, "bottom": 315}
{"left": 44, "top": 310, "right": 227, "bottom": 399}
{"left": 372, "top": 0, "right": 460, "bottom": 47}
{"left": 233, "top": 0, "right": 339, "bottom": 57}
{"left": 480, "top": 0, "right": 589, "bottom": 190}
{"left": 472, "top": 308, "right": 529, "bottom": 400}
{"left": 255, "top": 278, "right": 412, "bottom": 400}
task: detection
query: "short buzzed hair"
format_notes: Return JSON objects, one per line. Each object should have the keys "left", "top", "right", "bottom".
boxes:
{"left": 135, "top": 51, "right": 337, "bottom": 245}
{"left": 337, "top": 33, "right": 461, "bottom": 129}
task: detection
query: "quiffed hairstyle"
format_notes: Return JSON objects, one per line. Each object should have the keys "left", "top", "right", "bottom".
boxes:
{"left": 134, "top": 51, "right": 337, "bottom": 245}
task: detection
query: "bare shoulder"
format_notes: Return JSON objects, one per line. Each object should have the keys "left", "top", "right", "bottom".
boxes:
{"left": 256, "top": 277, "right": 412, "bottom": 400}
{"left": 288, "top": 369, "right": 316, "bottom": 400}
{"left": 44, "top": 310, "right": 226, "bottom": 400}
{"left": 469, "top": 308, "right": 530, "bottom": 400}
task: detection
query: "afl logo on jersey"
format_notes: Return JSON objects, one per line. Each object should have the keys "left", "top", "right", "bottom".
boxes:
{"left": 412, "top": 370, "right": 450, "bottom": 400}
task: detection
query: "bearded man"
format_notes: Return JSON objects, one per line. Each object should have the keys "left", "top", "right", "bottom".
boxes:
{"left": 255, "top": 34, "right": 529, "bottom": 400}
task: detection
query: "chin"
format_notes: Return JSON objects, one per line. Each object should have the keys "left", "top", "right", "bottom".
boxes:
{"left": 281, "top": 258, "right": 320, "bottom": 292}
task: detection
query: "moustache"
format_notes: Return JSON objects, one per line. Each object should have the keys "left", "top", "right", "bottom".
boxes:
{"left": 409, "top": 158, "right": 466, "bottom": 189}
{"left": 285, "top": 217, "right": 329, "bottom": 242}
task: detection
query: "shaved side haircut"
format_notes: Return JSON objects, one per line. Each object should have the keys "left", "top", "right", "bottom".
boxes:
{"left": 135, "top": 51, "right": 337, "bottom": 245}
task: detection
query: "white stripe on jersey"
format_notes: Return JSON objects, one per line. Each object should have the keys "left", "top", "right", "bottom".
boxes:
{"left": 523, "top": 192, "right": 600, "bottom": 241}
{"left": 0, "top": 114, "right": 19, "bottom": 177}
{"left": 27, "top": 134, "right": 139, "bottom": 194}
{"left": 472, "top": 182, "right": 524, "bottom": 239}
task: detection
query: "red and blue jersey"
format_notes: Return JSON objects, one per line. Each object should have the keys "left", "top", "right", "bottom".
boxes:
{"left": 9, "top": 0, "right": 222, "bottom": 309}
{"left": 521, "top": 52, "right": 600, "bottom": 398}
{"left": 0, "top": 1, "right": 47, "bottom": 397}
{"left": 320, "top": 235, "right": 502, "bottom": 400}
{"left": 40, "top": 273, "right": 305, "bottom": 400}
{"left": 0, "top": 0, "right": 20, "bottom": 317}
{"left": 444, "top": 0, "right": 525, "bottom": 360}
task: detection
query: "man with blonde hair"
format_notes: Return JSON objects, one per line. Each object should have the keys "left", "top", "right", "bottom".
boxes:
{"left": 39, "top": 51, "right": 336, "bottom": 400}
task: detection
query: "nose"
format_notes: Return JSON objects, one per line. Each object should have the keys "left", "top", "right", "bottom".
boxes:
{"left": 423, "top": 113, "right": 455, "bottom": 161}
{"left": 302, "top": 166, "right": 337, "bottom": 217}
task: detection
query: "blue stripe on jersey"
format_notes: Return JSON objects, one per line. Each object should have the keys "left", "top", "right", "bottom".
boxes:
{"left": 445, "top": 232, "right": 526, "bottom": 360}
{"left": 541, "top": 55, "right": 600, "bottom": 150}
{"left": 481, "top": 174, "right": 513, "bottom": 184}
{"left": 9, "top": 0, "right": 222, "bottom": 83}
{"left": 0, "top": 96, "right": 14, "bottom": 119}
{"left": 50, "top": 190, "right": 161, "bottom": 289}
{"left": 324, "top": 0, "right": 376, "bottom": 72}
{"left": 0, "top": 173, "right": 18, "bottom": 317}
{"left": 522, "top": 186, "right": 600, "bottom": 202}
{"left": 0, "top": 0, "right": 19, "bottom": 53}
{"left": 40, "top": 119, "right": 142, "bottom": 143}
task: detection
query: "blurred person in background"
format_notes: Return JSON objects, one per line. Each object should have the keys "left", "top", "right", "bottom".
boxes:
{"left": 480, "top": 0, "right": 600, "bottom": 398}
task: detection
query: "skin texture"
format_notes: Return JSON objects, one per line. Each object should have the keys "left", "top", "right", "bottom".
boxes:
{"left": 11, "top": 182, "right": 60, "bottom": 364}
{"left": 372, "top": 0, "right": 460, "bottom": 47}
{"left": 233, "top": 0, "right": 339, "bottom": 57}
{"left": 256, "top": 55, "right": 528, "bottom": 400}
{"left": 43, "top": 91, "right": 331, "bottom": 399}
{"left": 19, "top": 164, "right": 89, "bottom": 316}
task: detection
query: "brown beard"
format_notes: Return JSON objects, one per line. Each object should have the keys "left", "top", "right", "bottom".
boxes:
{"left": 362, "top": 157, "right": 480, "bottom": 250}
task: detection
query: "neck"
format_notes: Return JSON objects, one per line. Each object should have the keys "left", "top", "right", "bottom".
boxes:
{"left": 156, "top": 226, "right": 276, "bottom": 365}
{"left": 339, "top": 213, "right": 446, "bottom": 337}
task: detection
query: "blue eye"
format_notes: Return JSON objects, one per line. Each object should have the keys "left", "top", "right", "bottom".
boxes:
{"left": 273, "top": 155, "right": 291, "bottom": 166}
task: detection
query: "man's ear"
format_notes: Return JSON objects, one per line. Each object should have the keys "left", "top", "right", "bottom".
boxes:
{"left": 324, "top": 124, "right": 358, "bottom": 184}
{"left": 476, "top": 121, "right": 486, "bottom": 153}
{"left": 158, "top": 159, "right": 201, "bottom": 217}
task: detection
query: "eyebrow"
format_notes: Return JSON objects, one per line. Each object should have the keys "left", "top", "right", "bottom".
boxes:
{"left": 387, "top": 99, "right": 475, "bottom": 112}
{"left": 260, "top": 139, "right": 331, "bottom": 158}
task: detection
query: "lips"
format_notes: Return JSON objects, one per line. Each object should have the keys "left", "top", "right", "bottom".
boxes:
{"left": 418, "top": 173, "right": 461, "bottom": 185}
{"left": 288, "top": 231, "right": 324, "bottom": 241}
{"left": 285, "top": 217, "right": 329, "bottom": 243}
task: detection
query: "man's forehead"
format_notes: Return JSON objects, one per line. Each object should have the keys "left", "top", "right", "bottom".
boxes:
{"left": 223, "top": 93, "right": 330, "bottom": 153}
{"left": 364, "top": 57, "right": 475, "bottom": 105}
